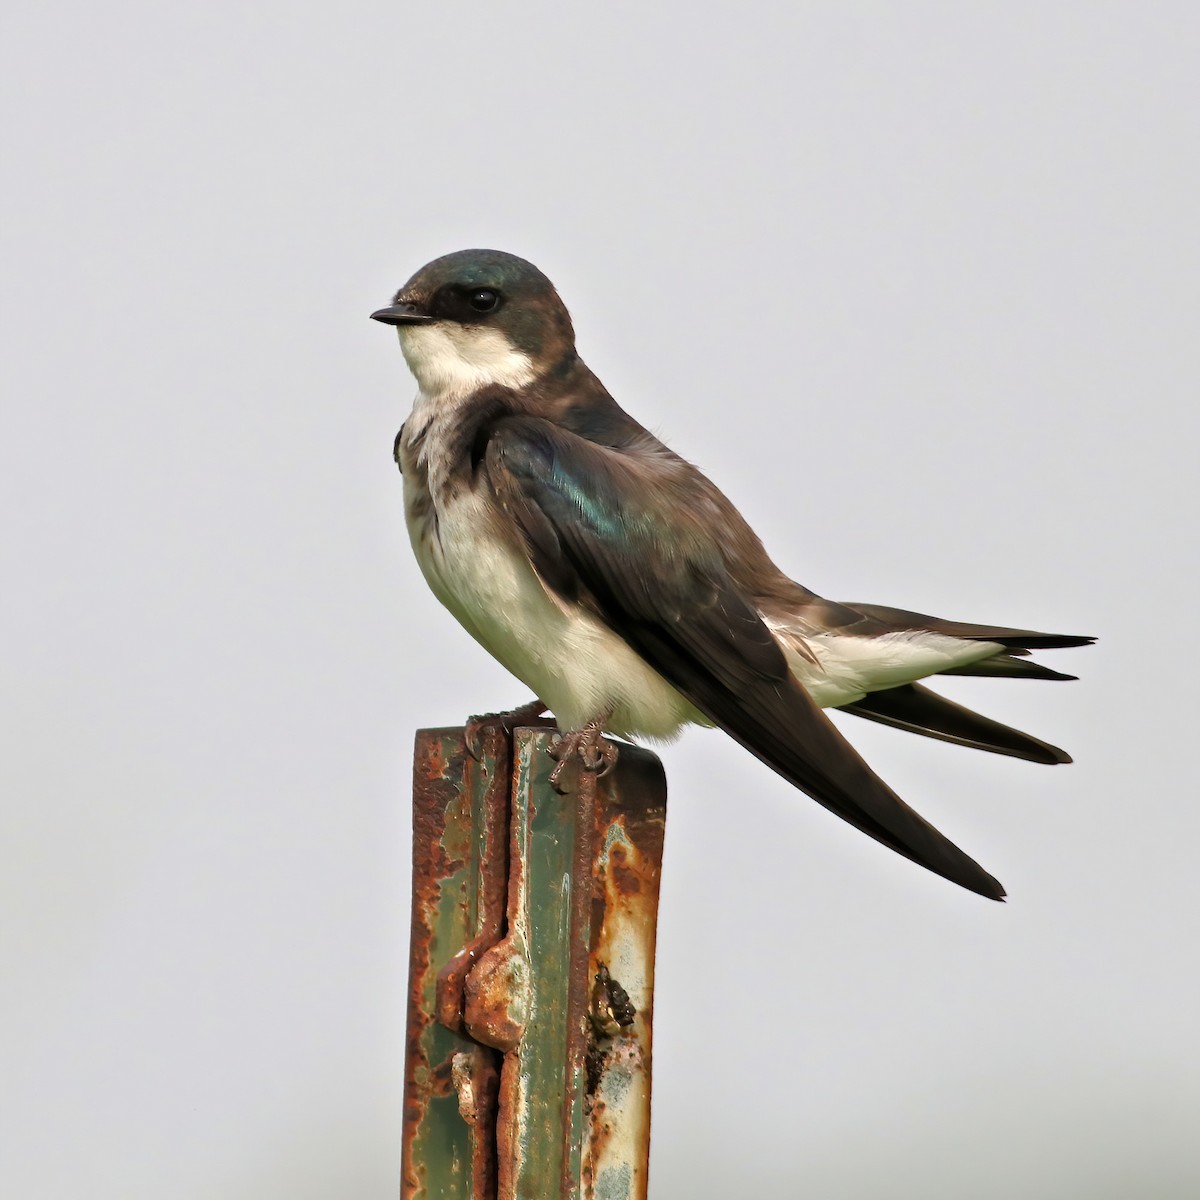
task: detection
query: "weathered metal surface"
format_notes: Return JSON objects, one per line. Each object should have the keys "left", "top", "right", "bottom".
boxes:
{"left": 400, "top": 727, "right": 510, "bottom": 1200}
{"left": 589, "top": 965, "right": 637, "bottom": 1038}
{"left": 483, "top": 729, "right": 667, "bottom": 1200}
{"left": 433, "top": 726, "right": 511, "bottom": 1035}
{"left": 402, "top": 724, "right": 667, "bottom": 1200}
{"left": 464, "top": 932, "right": 531, "bottom": 1054}
{"left": 480, "top": 732, "right": 584, "bottom": 1200}
{"left": 581, "top": 745, "right": 667, "bottom": 1200}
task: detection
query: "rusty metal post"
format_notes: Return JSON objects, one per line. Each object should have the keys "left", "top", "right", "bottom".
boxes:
{"left": 401, "top": 726, "right": 511, "bottom": 1199}
{"left": 400, "top": 724, "right": 668, "bottom": 1200}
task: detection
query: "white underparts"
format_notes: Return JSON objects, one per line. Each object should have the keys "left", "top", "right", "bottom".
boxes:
{"left": 404, "top": 460, "right": 705, "bottom": 739}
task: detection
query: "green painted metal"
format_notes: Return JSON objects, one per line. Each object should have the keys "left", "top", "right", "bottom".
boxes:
{"left": 498, "top": 732, "right": 590, "bottom": 1198}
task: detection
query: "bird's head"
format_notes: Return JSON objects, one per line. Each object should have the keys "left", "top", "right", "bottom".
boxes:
{"left": 371, "top": 249, "right": 577, "bottom": 397}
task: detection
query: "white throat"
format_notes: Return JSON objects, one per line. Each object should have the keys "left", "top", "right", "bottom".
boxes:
{"left": 397, "top": 323, "right": 536, "bottom": 399}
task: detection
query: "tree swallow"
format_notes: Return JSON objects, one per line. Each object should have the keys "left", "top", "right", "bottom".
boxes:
{"left": 372, "top": 249, "right": 1092, "bottom": 901}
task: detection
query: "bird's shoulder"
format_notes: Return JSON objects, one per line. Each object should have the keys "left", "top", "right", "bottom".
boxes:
{"left": 430, "top": 363, "right": 805, "bottom": 610}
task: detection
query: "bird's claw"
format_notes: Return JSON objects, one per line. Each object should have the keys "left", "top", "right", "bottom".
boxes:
{"left": 547, "top": 722, "right": 619, "bottom": 790}
{"left": 465, "top": 699, "right": 549, "bottom": 759}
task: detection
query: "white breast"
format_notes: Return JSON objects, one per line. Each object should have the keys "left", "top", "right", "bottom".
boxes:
{"left": 401, "top": 401, "right": 704, "bottom": 740}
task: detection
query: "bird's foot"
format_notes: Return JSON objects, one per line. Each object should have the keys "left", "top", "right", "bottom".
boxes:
{"left": 548, "top": 713, "right": 618, "bottom": 790}
{"left": 465, "top": 699, "right": 550, "bottom": 759}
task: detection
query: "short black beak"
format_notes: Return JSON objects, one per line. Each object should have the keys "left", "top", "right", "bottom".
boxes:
{"left": 370, "top": 302, "right": 434, "bottom": 326}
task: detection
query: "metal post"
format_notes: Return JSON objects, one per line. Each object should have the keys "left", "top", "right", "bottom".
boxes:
{"left": 401, "top": 725, "right": 668, "bottom": 1200}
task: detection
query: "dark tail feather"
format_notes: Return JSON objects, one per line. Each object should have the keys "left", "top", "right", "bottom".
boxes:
{"left": 840, "top": 683, "right": 1072, "bottom": 765}
{"left": 941, "top": 653, "right": 1079, "bottom": 682}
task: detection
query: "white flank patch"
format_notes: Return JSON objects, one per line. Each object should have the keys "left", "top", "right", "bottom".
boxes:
{"left": 397, "top": 323, "right": 536, "bottom": 399}
{"left": 768, "top": 620, "right": 1002, "bottom": 708}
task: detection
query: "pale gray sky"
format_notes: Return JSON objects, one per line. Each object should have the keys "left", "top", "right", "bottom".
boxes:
{"left": 2, "top": 4, "right": 1197, "bottom": 1197}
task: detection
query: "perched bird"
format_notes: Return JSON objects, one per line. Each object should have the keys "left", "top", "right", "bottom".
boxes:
{"left": 372, "top": 249, "right": 1092, "bottom": 901}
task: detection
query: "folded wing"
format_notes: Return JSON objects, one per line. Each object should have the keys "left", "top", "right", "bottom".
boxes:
{"left": 482, "top": 415, "right": 1005, "bottom": 900}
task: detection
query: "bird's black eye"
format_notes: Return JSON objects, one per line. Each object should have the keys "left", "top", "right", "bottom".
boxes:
{"left": 468, "top": 288, "right": 500, "bottom": 313}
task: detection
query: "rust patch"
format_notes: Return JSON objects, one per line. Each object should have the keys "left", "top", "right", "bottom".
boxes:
{"left": 400, "top": 731, "right": 461, "bottom": 1199}
{"left": 435, "top": 725, "right": 511, "bottom": 1033}
{"left": 583, "top": 743, "right": 667, "bottom": 1200}
{"left": 401, "top": 729, "right": 506, "bottom": 1200}
{"left": 464, "top": 937, "right": 530, "bottom": 1053}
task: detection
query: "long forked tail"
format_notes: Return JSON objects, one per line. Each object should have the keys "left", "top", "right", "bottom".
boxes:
{"left": 833, "top": 603, "right": 1093, "bottom": 760}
